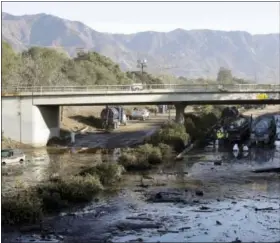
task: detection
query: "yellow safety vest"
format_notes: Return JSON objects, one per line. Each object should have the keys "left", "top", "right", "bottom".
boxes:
{"left": 217, "top": 131, "right": 224, "bottom": 139}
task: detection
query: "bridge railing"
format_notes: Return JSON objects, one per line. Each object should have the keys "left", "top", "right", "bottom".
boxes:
{"left": 2, "top": 83, "right": 280, "bottom": 94}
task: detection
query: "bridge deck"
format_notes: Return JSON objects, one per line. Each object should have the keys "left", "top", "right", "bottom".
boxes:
{"left": 2, "top": 84, "right": 280, "bottom": 97}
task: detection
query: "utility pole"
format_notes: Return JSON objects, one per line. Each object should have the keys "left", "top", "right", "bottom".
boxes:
{"left": 137, "top": 59, "right": 147, "bottom": 75}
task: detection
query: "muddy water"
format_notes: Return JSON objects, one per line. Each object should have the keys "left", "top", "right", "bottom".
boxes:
{"left": 2, "top": 147, "right": 280, "bottom": 243}
{"left": 1, "top": 148, "right": 117, "bottom": 194}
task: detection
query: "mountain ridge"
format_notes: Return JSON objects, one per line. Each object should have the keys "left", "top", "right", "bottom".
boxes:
{"left": 2, "top": 12, "right": 279, "bottom": 83}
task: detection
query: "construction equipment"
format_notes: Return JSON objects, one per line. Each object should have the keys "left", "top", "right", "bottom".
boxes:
{"left": 100, "top": 106, "right": 127, "bottom": 130}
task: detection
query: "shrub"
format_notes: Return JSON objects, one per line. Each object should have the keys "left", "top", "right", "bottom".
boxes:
{"left": 2, "top": 189, "right": 43, "bottom": 225}
{"left": 118, "top": 144, "right": 164, "bottom": 171}
{"left": 149, "top": 122, "right": 189, "bottom": 152}
{"left": 118, "top": 153, "right": 148, "bottom": 171}
{"left": 79, "top": 163, "right": 125, "bottom": 185}
{"left": 157, "top": 143, "right": 173, "bottom": 160}
{"left": 184, "top": 106, "right": 222, "bottom": 142}
{"left": 37, "top": 175, "right": 103, "bottom": 212}
{"left": 2, "top": 162, "right": 126, "bottom": 225}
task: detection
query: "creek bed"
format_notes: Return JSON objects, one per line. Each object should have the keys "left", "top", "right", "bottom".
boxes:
{"left": 2, "top": 148, "right": 280, "bottom": 243}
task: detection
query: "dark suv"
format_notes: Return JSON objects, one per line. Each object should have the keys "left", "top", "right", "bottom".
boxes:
{"left": 226, "top": 116, "right": 251, "bottom": 142}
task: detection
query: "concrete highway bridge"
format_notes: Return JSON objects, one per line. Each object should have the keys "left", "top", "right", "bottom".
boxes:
{"left": 2, "top": 83, "right": 280, "bottom": 147}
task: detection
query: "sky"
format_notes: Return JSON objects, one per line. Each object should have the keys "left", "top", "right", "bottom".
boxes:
{"left": 2, "top": 1, "right": 280, "bottom": 34}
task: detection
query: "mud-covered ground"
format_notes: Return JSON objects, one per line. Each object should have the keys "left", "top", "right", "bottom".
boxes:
{"left": 2, "top": 106, "right": 280, "bottom": 243}
{"left": 2, "top": 148, "right": 280, "bottom": 243}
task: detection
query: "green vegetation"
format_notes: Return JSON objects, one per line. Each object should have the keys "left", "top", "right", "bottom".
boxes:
{"left": 2, "top": 42, "right": 251, "bottom": 90}
{"left": 118, "top": 122, "right": 188, "bottom": 171}
{"left": 126, "top": 71, "right": 164, "bottom": 85}
{"left": 2, "top": 162, "right": 124, "bottom": 225}
{"left": 2, "top": 42, "right": 165, "bottom": 89}
{"left": 217, "top": 67, "right": 252, "bottom": 84}
{"left": 185, "top": 105, "right": 223, "bottom": 141}
{"left": 149, "top": 122, "right": 189, "bottom": 152}
{"left": 118, "top": 143, "right": 174, "bottom": 171}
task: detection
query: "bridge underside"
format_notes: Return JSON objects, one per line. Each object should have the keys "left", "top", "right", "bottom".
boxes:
{"left": 31, "top": 91, "right": 280, "bottom": 106}
{"left": 2, "top": 92, "right": 280, "bottom": 147}
{"left": 51, "top": 99, "right": 280, "bottom": 106}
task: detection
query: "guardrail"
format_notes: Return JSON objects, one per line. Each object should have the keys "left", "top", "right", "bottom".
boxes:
{"left": 2, "top": 83, "right": 280, "bottom": 94}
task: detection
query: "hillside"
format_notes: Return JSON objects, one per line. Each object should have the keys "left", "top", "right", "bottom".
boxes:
{"left": 2, "top": 12, "right": 279, "bottom": 83}
{"left": 2, "top": 42, "right": 170, "bottom": 89}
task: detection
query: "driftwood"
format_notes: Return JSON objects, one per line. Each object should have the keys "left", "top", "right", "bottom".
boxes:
{"left": 175, "top": 143, "right": 194, "bottom": 160}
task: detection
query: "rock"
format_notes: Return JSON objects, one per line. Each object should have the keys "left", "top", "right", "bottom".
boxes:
{"left": 155, "top": 192, "right": 163, "bottom": 199}
{"left": 214, "top": 161, "right": 222, "bottom": 166}
{"left": 195, "top": 190, "right": 204, "bottom": 196}
{"left": 231, "top": 238, "right": 242, "bottom": 243}
{"left": 200, "top": 206, "right": 210, "bottom": 210}
{"left": 216, "top": 220, "right": 222, "bottom": 225}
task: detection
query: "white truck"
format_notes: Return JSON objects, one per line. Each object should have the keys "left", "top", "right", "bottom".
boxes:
{"left": 1, "top": 149, "right": 26, "bottom": 165}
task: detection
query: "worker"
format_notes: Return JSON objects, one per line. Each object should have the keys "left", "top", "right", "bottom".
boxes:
{"left": 243, "top": 144, "right": 249, "bottom": 151}
{"left": 233, "top": 143, "right": 239, "bottom": 151}
{"left": 216, "top": 129, "right": 224, "bottom": 140}
{"left": 70, "top": 131, "right": 75, "bottom": 145}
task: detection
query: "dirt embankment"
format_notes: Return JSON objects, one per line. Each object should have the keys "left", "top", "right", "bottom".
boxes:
{"left": 1, "top": 137, "right": 32, "bottom": 149}
{"left": 60, "top": 105, "right": 162, "bottom": 133}
{"left": 2, "top": 105, "right": 172, "bottom": 149}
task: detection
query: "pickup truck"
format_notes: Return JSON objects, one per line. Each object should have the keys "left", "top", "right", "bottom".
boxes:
{"left": 1, "top": 149, "right": 26, "bottom": 165}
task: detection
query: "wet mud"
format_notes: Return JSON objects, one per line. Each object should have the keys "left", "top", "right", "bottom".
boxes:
{"left": 2, "top": 111, "right": 280, "bottom": 243}
{"left": 2, "top": 148, "right": 280, "bottom": 243}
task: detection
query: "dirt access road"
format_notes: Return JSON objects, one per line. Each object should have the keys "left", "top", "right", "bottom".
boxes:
{"left": 61, "top": 105, "right": 182, "bottom": 149}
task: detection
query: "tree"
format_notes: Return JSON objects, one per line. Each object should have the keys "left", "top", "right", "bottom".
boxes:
{"left": 21, "top": 47, "right": 69, "bottom": 86}
{"left": 2, "top": 42, "right": 21, "bottom": 88}
{"left": 217, "top": 67, "right": 233, "bottom": 84}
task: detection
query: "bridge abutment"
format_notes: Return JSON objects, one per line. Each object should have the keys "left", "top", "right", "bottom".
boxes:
{"left": 2, "top": 97, "right": 60, "bottom": 147}
{"left": 175, "top": 103, "right": 186, "bottom": 124}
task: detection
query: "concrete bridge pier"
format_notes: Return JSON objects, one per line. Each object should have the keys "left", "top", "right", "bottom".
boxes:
{"left": 175, "top": 103, "right": 186, "bottom": 124}
{"left": 2, "top": 97, "right": 60, "bottom": 147}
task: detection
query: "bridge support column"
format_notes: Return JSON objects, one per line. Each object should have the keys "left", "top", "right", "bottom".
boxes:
{"left": 175, "top": 103, "right": 186, "bottom": 124}
{"left": 2, "top": 97, "right": 60, "bottom": 147}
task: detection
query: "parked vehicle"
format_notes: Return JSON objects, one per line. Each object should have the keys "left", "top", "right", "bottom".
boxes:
{"left": 130, "top": 83, "right": 144, "bottom": 91}
{"left": 131, "top": 108, "right": 150, "bottom": 120}
{"left": 225, "top": 116, "right": 251, "bottom": 142}
{"left": 1, "top": 149, "right": 26, "bottom": 165}
{"left": 100, "top": 106, "right": 127, "bottom": 130}
{"left": 250, "top": 115, "right": 276, "bottom": 144}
